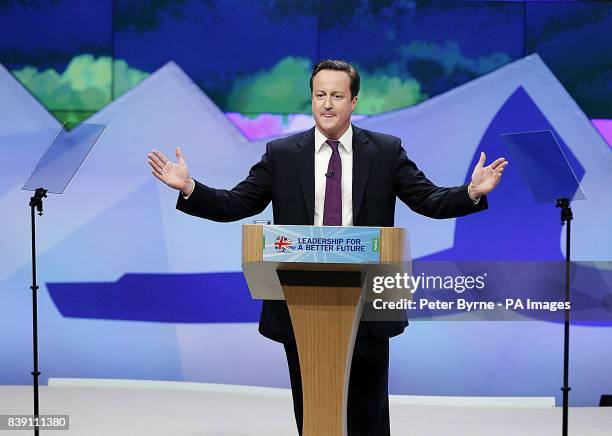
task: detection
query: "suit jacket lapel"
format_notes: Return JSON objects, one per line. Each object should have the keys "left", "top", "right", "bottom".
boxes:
{"left": 352, "top": 125, "right": 374, "bottom": 223}
{"left": 294, "top": 128, "right": 315, "bottom": 223}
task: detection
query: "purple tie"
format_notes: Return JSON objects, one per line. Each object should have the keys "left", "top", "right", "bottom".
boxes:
{"left": 323, "top": 140, "right": 342, "bottom": 226}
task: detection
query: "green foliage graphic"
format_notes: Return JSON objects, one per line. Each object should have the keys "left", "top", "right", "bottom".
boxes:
{"left": 9, "top": 40, "right": 511, "bottom": 120}
{"left": 225, "top": 41, "right": 510, "bottom": 115}
{"left": 12, "top": 54, "right": 149, "bottom": 122}
{"left": 226, "top": 56, "right": 427, "bottom": 115}
{"left": 227, "top": 57, "right": 313, "bottom": 114}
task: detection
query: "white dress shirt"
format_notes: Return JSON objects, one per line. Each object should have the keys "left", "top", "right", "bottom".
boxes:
{"left": 314, "top": 125, "right": 353, "bottom": 226}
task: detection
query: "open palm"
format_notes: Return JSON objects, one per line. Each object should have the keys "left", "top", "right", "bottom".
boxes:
{"left": 147, "top": 147, "right": 190, "bottom": 191}
{"left": 470, "top": 152, "right": 508, "bottom": 197}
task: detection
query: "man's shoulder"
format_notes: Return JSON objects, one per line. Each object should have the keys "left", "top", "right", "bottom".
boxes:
{"left": 265, "top": 128, "right": 312, "bottom": 152}
{"left": 355, "top": 126, "right": 402, "bottom": 154}
{"left": 357, "top": 126, "right": 400, "bottom": 145}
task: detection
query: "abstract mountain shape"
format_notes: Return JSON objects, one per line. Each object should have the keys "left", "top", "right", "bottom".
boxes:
{"left": 0, "top": 62, "right": 60, "bottom": 195}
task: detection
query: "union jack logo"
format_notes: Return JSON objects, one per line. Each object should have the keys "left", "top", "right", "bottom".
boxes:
{"left": 274, "top": 235, "right": 295, "bottom": 252}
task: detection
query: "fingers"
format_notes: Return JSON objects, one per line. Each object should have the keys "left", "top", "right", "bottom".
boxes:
{"left": 492, "top": 161, "right": 508, "bottom": 187}
{"left": 148, "top": 159, "right": 163, "bottom": 175}
{"left": 495, "top": 161, "right": 509, "bottom": 174}
{"left": 151, "top": 170, "right": 168, "bottom": 185}
{"left": 150, "top": 149, "right": 169, "bottom": 165}
{"left": 489, "top": 157, "right": 507, "bottom": 170}
{"left": 478, "top": 151, "right": 486, "bottom": 167}
{"left": 176, "top": 146, "right": 185, "bottom": 164}
{"left": 147, "top": 149, "right": 169, "bottom": 172}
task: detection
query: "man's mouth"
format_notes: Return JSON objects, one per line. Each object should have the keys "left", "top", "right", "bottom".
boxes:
{"left": 322, "top": 114, "right": 335, "bottom": 118}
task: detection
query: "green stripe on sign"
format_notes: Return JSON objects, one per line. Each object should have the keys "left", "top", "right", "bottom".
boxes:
{"left": 372, "top": 238, "right": 380, "bottom": 252}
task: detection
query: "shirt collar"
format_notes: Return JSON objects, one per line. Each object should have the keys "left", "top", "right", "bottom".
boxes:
{"left": 314, "top": 124, "right": 353, "bottom": 154}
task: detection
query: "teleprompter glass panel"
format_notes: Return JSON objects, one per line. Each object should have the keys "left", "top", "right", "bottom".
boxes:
{"left": 22, "top": 122, "right": 105, "bottom": 194}
{"left": 500, "top": 130, "right": 586, "bottom": 203}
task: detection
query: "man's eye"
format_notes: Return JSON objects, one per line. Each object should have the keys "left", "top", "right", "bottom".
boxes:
{"left": 334, "top": 95, "right": 343, "bottom": 99}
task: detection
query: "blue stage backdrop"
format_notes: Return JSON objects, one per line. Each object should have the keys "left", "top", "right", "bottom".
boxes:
{"left": 1, "top": 0, "right": 611, "bottom": 407}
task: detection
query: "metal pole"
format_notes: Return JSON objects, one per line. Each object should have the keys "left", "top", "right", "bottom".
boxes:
{"left": 556, "top": 197, "right": 572, "bottom": 436}
{"left": 29, "top": 188, "right": 46, "bottom": 435}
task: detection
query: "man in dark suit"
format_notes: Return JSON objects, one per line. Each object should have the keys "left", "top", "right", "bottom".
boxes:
{"left": 148, "top": 60, "right": 507, "bottom": 435}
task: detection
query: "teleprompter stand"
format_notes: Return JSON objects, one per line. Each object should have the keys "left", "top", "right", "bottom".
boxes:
{"left": 21, "top": 122, "right": 105, "bottom": 434}
{"left": 28, "top": 188, "right": 46, "bottom": 436}
{"left": 501, "top": 130, "right": 586, "bottom": 436}
{"left": 556, "top": 197, "right": 573, "bottom": 436}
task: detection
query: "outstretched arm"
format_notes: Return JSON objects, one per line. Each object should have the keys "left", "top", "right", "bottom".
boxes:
{"left": 147, "top": 145, "right": 274, "bottom": 222}
{"left": 395, "top": 143, "right": 506, "bottom": 219}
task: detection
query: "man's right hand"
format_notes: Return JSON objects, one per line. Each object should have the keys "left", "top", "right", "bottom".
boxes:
{"left": 147, "top": 147, "right": 194, "bottom": 196}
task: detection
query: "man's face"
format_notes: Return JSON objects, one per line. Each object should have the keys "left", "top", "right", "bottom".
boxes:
{"left": 311, "top": 69, "right": 358, "bottom": 140}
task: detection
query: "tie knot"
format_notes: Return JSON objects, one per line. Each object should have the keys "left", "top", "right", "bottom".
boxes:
{"left": 326, "top": 140, "right": 340, "bottom": 153}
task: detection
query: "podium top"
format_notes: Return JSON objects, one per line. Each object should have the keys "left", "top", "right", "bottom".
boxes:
{"left": 242, "top": 224, "right": 409, "bottom": 300}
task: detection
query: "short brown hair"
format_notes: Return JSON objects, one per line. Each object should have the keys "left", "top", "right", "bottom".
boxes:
{"left": 309, "top": 60, "right": 360, "bottom": 98}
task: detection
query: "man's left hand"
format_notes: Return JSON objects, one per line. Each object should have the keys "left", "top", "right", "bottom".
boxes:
{"left": 468, "top": 152, "right": 508, "bottom": 200}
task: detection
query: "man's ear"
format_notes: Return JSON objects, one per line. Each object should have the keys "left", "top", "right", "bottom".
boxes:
{"left": 351, "top": 95, "right": 358, "bottom": 111}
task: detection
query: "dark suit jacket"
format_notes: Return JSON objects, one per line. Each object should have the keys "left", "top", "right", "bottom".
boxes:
{"left": 177, "top": 125, "right": 487, "bottom": 343}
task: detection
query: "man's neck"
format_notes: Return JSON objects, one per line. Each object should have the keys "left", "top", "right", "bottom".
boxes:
{"left": 315, "top": 124, "right": 351, "bottom": 141}
{"left": 314, "top": 124, "right": 353, "bottom": 154}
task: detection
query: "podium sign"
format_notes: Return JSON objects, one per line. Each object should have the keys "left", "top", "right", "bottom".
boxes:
{"left": 262, "top": 225, "right": 380, "bottom": 263}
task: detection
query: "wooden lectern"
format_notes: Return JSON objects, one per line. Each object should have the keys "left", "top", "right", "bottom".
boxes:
{"left": 242, "top": 224, "right": 408, "bottom": 436}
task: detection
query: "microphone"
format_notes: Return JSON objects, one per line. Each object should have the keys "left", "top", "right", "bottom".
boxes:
{"left": 325, "top": 171, "right": 334, "bottom": 178}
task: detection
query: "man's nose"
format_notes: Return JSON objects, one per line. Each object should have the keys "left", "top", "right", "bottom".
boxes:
{"left": 324, "top": 97, "right": 333, "bottom": 109}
